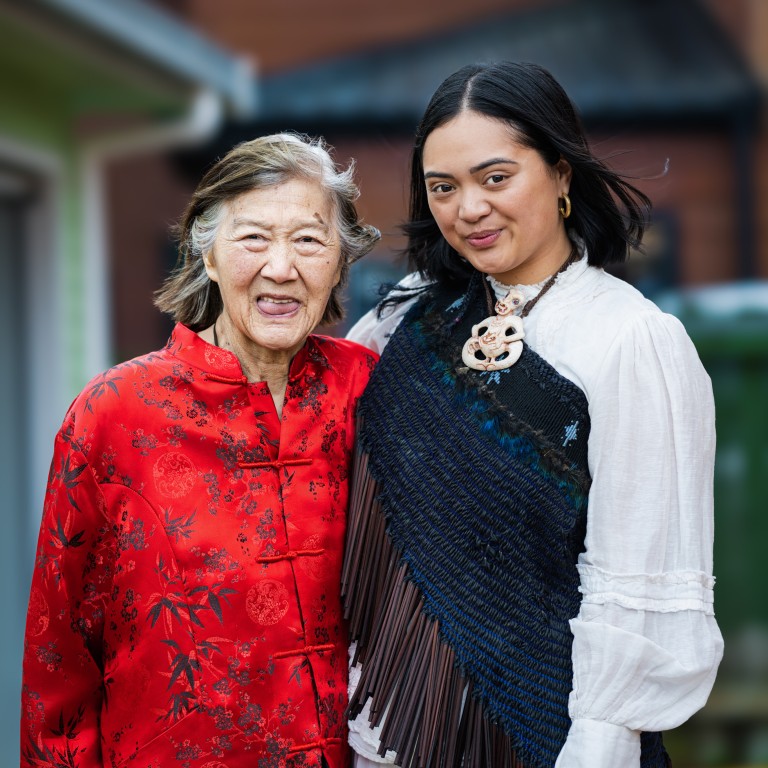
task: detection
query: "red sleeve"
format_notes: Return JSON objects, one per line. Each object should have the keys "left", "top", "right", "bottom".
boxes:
{"left": 21, "top": 424, "right": 114, "bottom": 767}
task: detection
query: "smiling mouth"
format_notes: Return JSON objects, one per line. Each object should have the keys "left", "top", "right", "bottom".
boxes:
{"left": 466, "top": 230, "right": 501, "bottom": 248}
{"left": 256, "top": 296, "right": 301, "bottom": 317}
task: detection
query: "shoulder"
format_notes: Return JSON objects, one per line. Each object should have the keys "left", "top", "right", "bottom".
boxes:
{"left": 584, "top": 272, "right": 710, "bottom": 404}
{"left": 64, "top": 346, "right": 175, "bottom": 434}
{"left": 309, "top": 335, "right": 379, "bottom": 398}
{"left": 311, "top": 335, "right": 379, "bottom": 367}
{"left": 582, "top": 268, "right": 659, "bottom": 323}
{"left": 545, "top": 267, "right": 707, "bottom": 399}
{"left": 346, "top": 272, "right": 432, "bottom": 354}
{"left": 563, "top": 267, "right": 691, "bottom": 348}
{"left": 586, "top": 270, "right": 696, "bottom": 355}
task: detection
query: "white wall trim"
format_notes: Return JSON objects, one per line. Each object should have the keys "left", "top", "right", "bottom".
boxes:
{"left": 80, "top": 87, "right": 224, "bottom": 380}
{"left": 0, "top": 135, "right": 65, "bottom": 550}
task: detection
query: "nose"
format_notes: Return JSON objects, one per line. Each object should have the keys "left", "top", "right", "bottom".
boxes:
{"left": 260, "top": 241, "right": 298, "bottom": 283}
{"left": 457, "top": 188, "right": 491, "bottom": 222}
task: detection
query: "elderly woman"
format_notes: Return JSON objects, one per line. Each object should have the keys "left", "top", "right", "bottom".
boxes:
{"left": 21, "top": 133, "right": 379, "bottom": 768}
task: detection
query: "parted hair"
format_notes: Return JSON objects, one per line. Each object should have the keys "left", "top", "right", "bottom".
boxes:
{"left": 404, "top": 61, "right": 651, "bottom": 286}
{"left": 155, "top": 133, "right": 380, "bottom": 330}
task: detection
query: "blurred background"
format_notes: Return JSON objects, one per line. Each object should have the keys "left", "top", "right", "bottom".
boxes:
{"left": 1, "top": 0, "right": 766, "bottom": 765}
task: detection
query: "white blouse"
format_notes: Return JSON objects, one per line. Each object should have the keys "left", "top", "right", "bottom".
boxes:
{"left": 345, "top": 254, "right": 723, "bottom": 768}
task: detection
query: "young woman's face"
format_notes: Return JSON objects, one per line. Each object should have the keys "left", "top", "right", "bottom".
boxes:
{"left": 422, "top": 110, "right": 572, "bottom": 285}
{"left": 203, "top": 178, "right": 342, "bottom": 362}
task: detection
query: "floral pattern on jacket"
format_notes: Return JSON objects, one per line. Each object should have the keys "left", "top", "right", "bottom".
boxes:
{"left": 21, "top": 323, "right": 378, "bottom": 768}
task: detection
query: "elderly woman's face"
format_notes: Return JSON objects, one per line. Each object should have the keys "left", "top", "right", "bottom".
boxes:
{"left": 204, "top": 178, "right": 342, "bottom": 359}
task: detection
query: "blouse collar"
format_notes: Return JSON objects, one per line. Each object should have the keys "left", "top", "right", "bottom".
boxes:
{"left": 165, "top": 323, "right": 330, "bottom": 383}
{"left": 486, "top": 239, "right": 590, "bottom": 303}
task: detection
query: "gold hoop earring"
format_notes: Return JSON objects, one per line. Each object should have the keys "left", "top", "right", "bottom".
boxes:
{"left": 558, "top": 193, "right": 571, "bottom": 219}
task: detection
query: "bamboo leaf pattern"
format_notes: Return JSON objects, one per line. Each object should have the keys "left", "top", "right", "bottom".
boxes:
{"left": 162, "top": 639, "right": 200, "bottom": 689}
{"left": 20, "top": 326, "right": 378, "bottom": 765}
{"left": 58, "top": 455, "right": 87, "bottom": 512}
{"left": 49, "top": 515, "right": 85, "bottom": 550}
{"left": 162, "top": 508, "right": 196, "bottom": 541}
{"left": 83, "top": 373, "right": 122, "bottom": 414}
{"left": 147, "top": 596, "right": 184, "bottom": 629}
{"left": 188, "top": 584, "right": 237, "bottom": 623}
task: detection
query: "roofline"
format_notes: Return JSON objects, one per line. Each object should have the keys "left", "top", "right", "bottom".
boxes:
{"left": 255, "top": 0, "right": 761, "bottom": 126}
{"left": 31, "top": 0, "right": 257, "bottom": 117}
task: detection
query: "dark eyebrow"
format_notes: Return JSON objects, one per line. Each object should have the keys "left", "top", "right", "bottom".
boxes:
{"left": 469, "top": 157, "right": 517, "bottom": 174}
{"left": 424, "top": 157, "right": 517, "bottom": 180}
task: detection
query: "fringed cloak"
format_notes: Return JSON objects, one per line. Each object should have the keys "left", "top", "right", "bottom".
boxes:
{"left": 342, "top": 274, "right": 669, "bottom": 768}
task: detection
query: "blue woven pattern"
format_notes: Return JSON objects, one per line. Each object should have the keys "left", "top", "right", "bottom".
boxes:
{"left": 358, "top": 279, "right": 668, "bottom": 768}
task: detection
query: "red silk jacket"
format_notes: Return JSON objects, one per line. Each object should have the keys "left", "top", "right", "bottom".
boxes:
{"left": 21, "top": 323, "right": 377, "bottom": 768}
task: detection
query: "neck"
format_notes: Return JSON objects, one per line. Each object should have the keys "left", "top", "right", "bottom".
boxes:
{"left": 204, "top": 318, "right": 293, "bottom": 416}
{"left": 518, "top": 242, "right": 578, "bottom": 318}
{"left": 491, "top": 233, "right": 574, "bottom": 286}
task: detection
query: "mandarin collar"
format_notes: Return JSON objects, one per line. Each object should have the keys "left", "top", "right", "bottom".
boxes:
{"left": 165, "top": 323, "right": 330, "bottom": 383}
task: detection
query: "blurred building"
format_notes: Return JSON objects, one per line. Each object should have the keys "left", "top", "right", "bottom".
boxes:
{"left": 0, "top": 0, "right": 255, "bottom": 761}
{"left": 110, "top": 0, "right": 768, "bottom": 351}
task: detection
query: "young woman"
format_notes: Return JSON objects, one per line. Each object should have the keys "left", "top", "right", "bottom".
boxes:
{"left": 342, "top": 62, "right": 722, "bottom": 768}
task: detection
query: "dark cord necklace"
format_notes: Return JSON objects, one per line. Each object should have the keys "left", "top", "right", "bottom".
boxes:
{"left": 520, "top": 243, "right": 578, "bottom": 318}
{"left": 463, "top": 244, "right": 578, "bottom": 372}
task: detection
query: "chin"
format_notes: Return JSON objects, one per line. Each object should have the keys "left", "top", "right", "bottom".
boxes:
{"left": 466, "top": 258, "right": 517, "bottom": 276}
{"left": 257, "top": 333, "right": 307, "bottom": 353}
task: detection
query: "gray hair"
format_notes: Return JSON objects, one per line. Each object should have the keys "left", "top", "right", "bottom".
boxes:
{"left": 155, "top": 133, "right": 380, "bottom": 329}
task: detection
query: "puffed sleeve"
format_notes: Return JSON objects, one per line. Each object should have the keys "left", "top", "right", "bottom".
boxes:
{"left": 21, "top": 424, "right": 113, "bottom": 767}
{"left": 555, "top": 310, "right": 724, "bottom": 767}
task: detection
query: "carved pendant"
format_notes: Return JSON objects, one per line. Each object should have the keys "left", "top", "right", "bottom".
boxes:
{"left": 461, "top": 289, "right": 526, "bottom": 371}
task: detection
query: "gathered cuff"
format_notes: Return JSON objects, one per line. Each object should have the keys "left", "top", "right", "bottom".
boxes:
{"left": 554, "top": 718, "right": 640, "bottom": 768}
{"left": 577, "top": 564, "right": 715, "bottom": 614}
